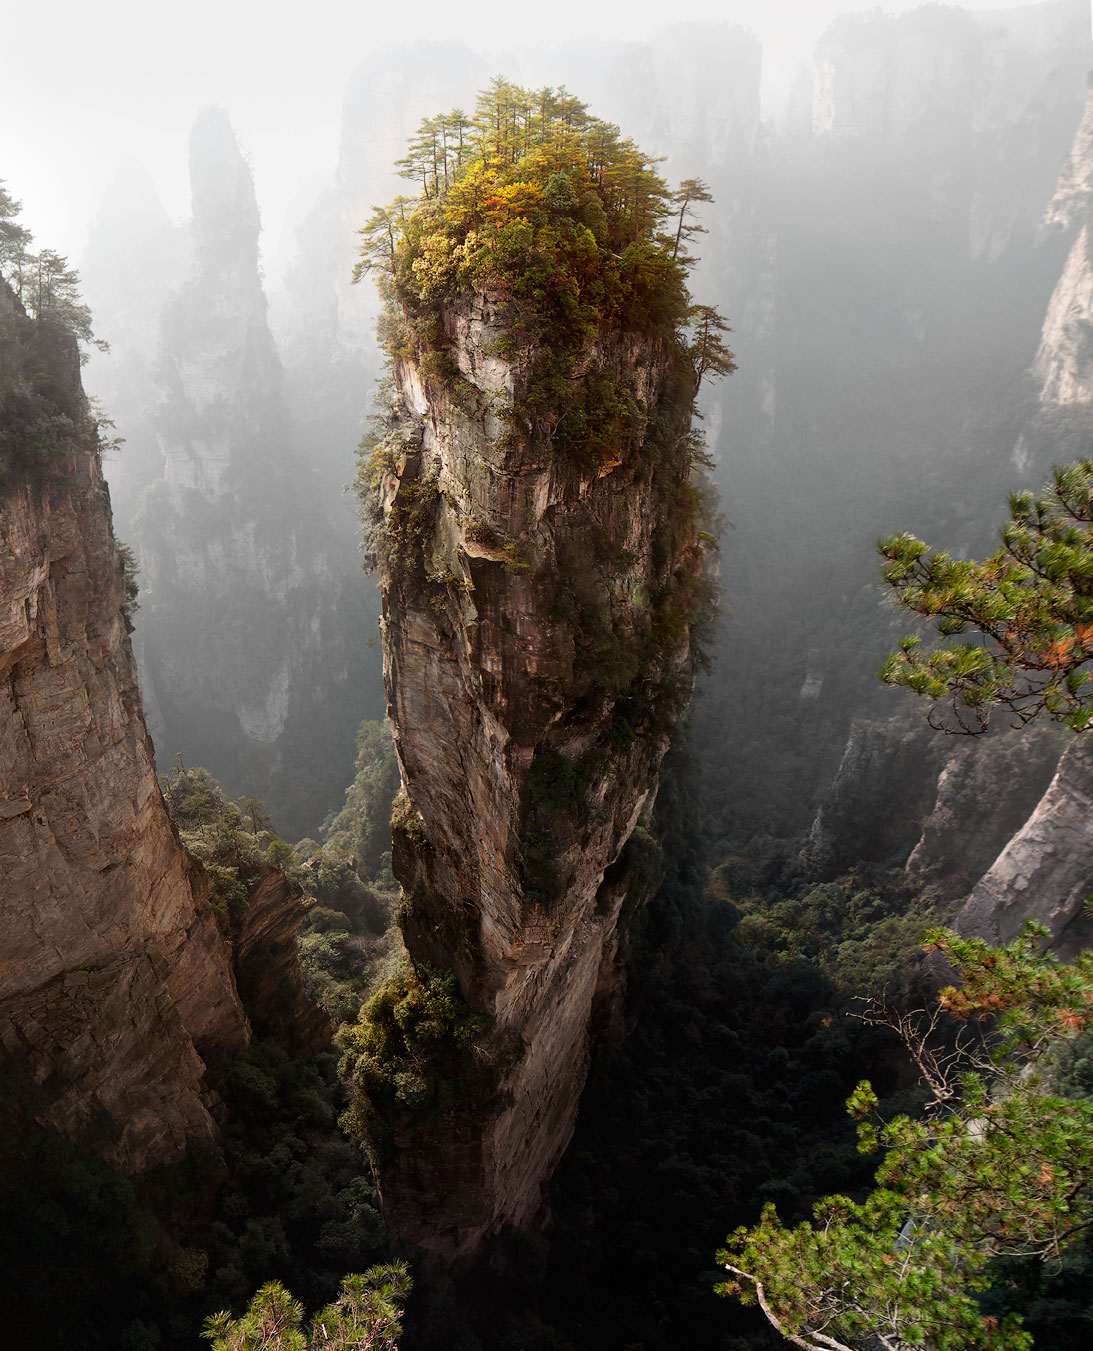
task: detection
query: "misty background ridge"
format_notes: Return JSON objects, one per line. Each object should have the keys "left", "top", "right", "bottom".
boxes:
{"left": 28, "top": 0, "right": 1087, "bottom": 845}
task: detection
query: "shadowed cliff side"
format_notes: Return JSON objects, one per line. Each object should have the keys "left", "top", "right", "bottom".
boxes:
{"left": 946, "top": 75, "right": 1093, "bottom": 959}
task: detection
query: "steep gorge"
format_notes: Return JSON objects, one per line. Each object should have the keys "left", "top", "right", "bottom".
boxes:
{"left": 0, "top": 273, "right": 328, "bottom": 1192}
{"left": 944, "top": 75, "right": 1093, "bottom": 955}
{"left": 116, "top": 108, "right": 378, "bottom": 837}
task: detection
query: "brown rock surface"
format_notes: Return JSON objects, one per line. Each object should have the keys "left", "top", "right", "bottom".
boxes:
{"left": 0, "top": 282, "right": 250, "bottom": 1172}
{"left": 369, "top": 283, "right": 700, "bottom": 1258}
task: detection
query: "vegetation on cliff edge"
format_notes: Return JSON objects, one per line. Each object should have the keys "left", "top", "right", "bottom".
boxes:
{"left": 718, "top": 463, "right": 1093, "bottom": 1349}
{"left": 354, "top": 78, "right": 734, "bottom": 468}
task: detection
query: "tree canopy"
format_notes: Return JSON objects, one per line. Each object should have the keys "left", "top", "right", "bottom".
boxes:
{"left": 0, "top": 179, "right": 105, "bottom": 360}
{"left": 879, "top": 461, "right": 1093, "bottom": 733}
{"left": 353, "top": 78, "right": 733, "bottom": 414}
{"left": 717, "top": 924, "right": 1093, "bottom": 1351}
{"left": 203, "top": 1263, "right": 411, "bottom": 1351}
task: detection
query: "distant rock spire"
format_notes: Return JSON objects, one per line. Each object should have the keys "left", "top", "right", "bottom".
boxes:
{"left": 189, "top": 105, "right": 261, "bottom": 266}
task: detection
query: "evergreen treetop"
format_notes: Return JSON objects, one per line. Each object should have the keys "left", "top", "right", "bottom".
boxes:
{"left": 0, "top": 178, "right": 106, "bottom": 361}
{"left": 354, "top": 79, "right": 734, "bottom": 404}
{"left": 879, "top": 460, "right": 1093, "bottom": 733}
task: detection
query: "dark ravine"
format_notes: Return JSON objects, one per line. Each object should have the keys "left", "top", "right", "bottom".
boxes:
{"left": 365, "top": 281, "right": 704, "bottom": 1260}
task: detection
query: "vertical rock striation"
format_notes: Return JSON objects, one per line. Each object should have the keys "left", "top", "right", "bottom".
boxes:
{"left": 0, "top": 280, "right": 250, "bottom": 1173}
{"left": 365, "top": 276, "right": 703, "bottom": 1258}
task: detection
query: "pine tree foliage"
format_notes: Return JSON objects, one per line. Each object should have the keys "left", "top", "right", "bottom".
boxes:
{"left": 879, "top": 461, "right": 1093, "bottom": 733}
{"left": 717, "top": 923, "right": 1093, "bottom": 1351}
{"left": 0, "top": 178, "right": 106, "bottom": 360}
{"left": 353, "top": 79, "right": 734, "bottom": 405}
{"left": 203, "top": 1263, "right": 410, "bottom": 1351}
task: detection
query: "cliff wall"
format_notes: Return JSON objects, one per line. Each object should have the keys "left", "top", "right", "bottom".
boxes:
{"left": 946, "top": 73, "right": 1093, "bottom": 955}
{"left": 0, "top": 281, "right": 250, "bottom": 1174}
{"left": 365, "top": 284, "right": 701, "bottom": 1260}
{"left": 953, "top": 739, "right": 1093, "bottom": 959}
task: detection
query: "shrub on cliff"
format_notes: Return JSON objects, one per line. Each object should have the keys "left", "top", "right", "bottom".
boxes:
{"left": 338, "top": 963, "right": 493, "bottom": 1154}
{"left": 1, "top": 182, "right": 105, "bottom": 361}
{"left": 1, "top": 181, "right": 111, "bottom": 491}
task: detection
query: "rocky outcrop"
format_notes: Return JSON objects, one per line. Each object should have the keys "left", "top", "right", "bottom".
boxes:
{"left": 805, "top": 719, "right": 946, "bottom": 875}
{"left": 1035, "top": 77, "right": 1093, "bottom": 405}
{"left": 233, "top": 871, "right": 330, "bottom": 1054}
{"left": 905, "top": 728, "right": 1062, "bottom": 893}
{"left": 0, "top": 280, "right": 249, "bottom": 1174}
{"left": 132, "top": 107, "right": 377, "bottom": 836}
{"left": 953, "top": 739, "right": 1093, "bottom": 959}
{"left": 807, "top": 713, "right": 1065, "bottom": 897}
{"left": 369, "top": 285, "right": 701, "bottom": 1260}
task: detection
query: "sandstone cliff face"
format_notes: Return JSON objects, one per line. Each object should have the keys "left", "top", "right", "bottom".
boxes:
{"left": 806, "top": 715, "right": 1063, "bottom": 893}
{"left": 946, "top": 76, "right": 1093, "bottom": 957}
{"left": 903, "top": 728, "right": 1062, "bottom": 892}
{"left": 0, "top": 281, "right": 250, "bottom": 1174}
{"left": 369, "top": 286, "right": 700, "bottom": 1259}
{"left": 1035, "top": 78, "right": 1093, "bottom": 405}
{"left": 233, "top": 870, "right": 331, "bottom": 1054}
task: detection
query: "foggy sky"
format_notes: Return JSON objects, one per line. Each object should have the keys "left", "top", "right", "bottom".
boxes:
{"left": 1, "top": 0, "right": 1089, "bottom": 277}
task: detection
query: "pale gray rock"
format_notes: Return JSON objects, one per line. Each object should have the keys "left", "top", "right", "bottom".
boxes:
{"left": 1035, "top": 79, "right": 1093, "bottom": 405}
{"left": 955, "top": 739, "right": 1093, "bottom": 956}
